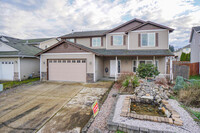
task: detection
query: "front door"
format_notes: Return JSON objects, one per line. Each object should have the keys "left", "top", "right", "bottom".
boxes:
{"left": 110, "top": 60, "right": 120, "bottom": 77}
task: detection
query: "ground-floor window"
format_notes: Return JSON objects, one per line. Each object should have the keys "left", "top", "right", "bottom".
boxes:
{"left": 133, "top": 60, "right": 137, "bottom": 72}
{"left": 133, "top": 60, "right": 159, "bottom": 71}
{"left": 118, "top": 60, "right": 121, "bottom": 73}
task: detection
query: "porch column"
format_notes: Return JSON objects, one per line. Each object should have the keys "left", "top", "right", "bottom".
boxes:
{"left": 170, "top": 56, "right": 173, "bottom": 82}
{"left": 115, "top": 56, "right": 118, "bottom": 81}
{"left": 136, "top": 56, "right": 139, "bottom": 68}
{"left": 153, "top": 56, "right": 156, "bottom": 66}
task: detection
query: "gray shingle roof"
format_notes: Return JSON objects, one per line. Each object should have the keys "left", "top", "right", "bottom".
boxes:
{"left": 61, "top": 30, "right": 109, "bottom": 38}
{"left": 0, "top": 36, "right": 42, "bottom": 57}
{"left": 74, "top": 42, "right": 173, "bottom": 56}
{"left": 193, "top": 26, "right": 200, "bottom": 33}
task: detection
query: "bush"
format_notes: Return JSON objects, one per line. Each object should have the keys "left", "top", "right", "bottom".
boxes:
{"left": 117, "top": 73, "right": 135, "bottom": 84}
{"left": 136, "top": 64, "right": 160, "bottom": 78}
{"left": 122, "top": 79, "right": 129, "bottom": 87}
{"left": 178, "top": 81, "right": 200, "bottom": 107}
{"left": 131, "top": 76, "right": 140, "bottom": 88}
{"left": 180, "top": 52, "right": 190, "bottom": 61}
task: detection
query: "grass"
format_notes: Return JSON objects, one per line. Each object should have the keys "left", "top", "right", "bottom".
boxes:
{"left": 190, "top": 75, "right": 200, "bottom": 80}
{"left": 180, "top": 104, "right": 200, "bottom": 122}
{"left": 116, "top": 131, "right": 124, "bottom": 133}
{"left": 2, "top": 77, "right": 40, "bottom": 90}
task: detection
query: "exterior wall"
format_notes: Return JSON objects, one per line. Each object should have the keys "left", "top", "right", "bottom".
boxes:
{"left": 0, "top": 57, "right": 19, "bottom": 80}
{"left": 129, "top": 30, "right": 169, "bottom": 50}
{"left": 39, "top": 38, "right": 59, "bottom": 50}
{"left": 182, "top": 47, "right": 191, "bottom": 54}
{"left": 103, "top": 56, "right": 166, "bottom": 77}
{"left": 20, "top": 58, "right": 40, "bottom": 80}
{"left": 190, "top": 31, "right": 200, "bottom": 63}
{"left": 106, "top": 33, "right": 128, "bottom": 49}
{"left": 40, "top": 53, "right": 95, "bottom": 82}
{"left": 75, "top": 37, "right": 106, "bottom": 49}
{"left": 95, "top": 56, "right": 104, "bottom": 81}
{"left": 0, "top": 42, "right": 18, "bottom": 51}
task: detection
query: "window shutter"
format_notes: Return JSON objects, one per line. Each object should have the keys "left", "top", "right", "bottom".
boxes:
{"left": 90, "top": 37, "right": 92, "bottom": 47}
{"left": 123, "top": 35, "right": 126, "bottom": 45}
{"left": 111, "top": 36, "right": 113, "bottom": 46}
{"left": 138, "top": 34, "right": 141, "bottom": 47}
{"left": 156, "top": 33, "right": 158, "bottom": 47}
{"left": 101, "top": 37, "right": 103, "bottom": 46}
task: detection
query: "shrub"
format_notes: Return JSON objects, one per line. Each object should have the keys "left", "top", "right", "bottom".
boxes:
{"left": 131, "top": 76, "right": 140, "bottom": 88}
{"left": 122, "top": 79, "right": 129, "bottom": 87}
{"left": 178, "top": 81, "right": 200, "bottom": 107}
{"left": 136, "top": 64, "right": 160, "bottom": 78}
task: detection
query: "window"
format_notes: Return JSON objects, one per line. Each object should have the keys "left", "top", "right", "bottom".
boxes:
{"left": 139, "top": 61, "right": 145, "bottom": 64}
{"left": 141, "top": 33, "right": 155, "bottom": 47}
{"left": 139, "top": 60, "right": 158, "bottom": 68}
{"left": 92, "top": 37, "right": 101, "bottom": 47}
{"left": 77, "top": 60, "right": 81, "bottom": 63}
{"left": 63, "top": 60, "right": 66, "bottom": 63}
{"left": 118, "top": 60, "right": 121, "bottom": 73}
{"left": 67, "top": 39, "right": 75, "bottom": 43}
{"left": 58, "top": 60, "right": 61, "bottom": 63}
{"left": 67, "top": 60, "right": 71, "bottom": 63}
{"left": 113, "top": 35, "right": 123, "bottom": 45}
{"left": 155, "top": 60, "right": 159, "bottom": 68}
{"left": 72, "top": 60, "right": 76, "bottom": 63}
{"left": 133, "top": 60, "right": 137, "bottom": 72}
{"left": 82, "top": 60, "right": 86, "bottom": 63}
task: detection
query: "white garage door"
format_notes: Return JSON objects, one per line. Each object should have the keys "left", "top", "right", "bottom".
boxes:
{"left": 0, "top": 61, "right": 14, "bottom": 80}
{"left": 48, "top": 59, "right": 86, "bottom": 82}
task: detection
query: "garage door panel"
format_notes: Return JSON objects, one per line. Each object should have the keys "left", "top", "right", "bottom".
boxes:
{"left": 0, "top": 61, "right": 14, "bottom": 80}
{"left": 48, "top": 60, "right": 86, "bottom": 82}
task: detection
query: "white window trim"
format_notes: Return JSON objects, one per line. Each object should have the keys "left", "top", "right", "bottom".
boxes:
{"left": 141, "top": 33, "right": 156, "bottom": 47}
{"left": 92, "top": 37, "right": 101, "bottom": 47}
{"left": 113, "top": 35, "right": 123, "bottom": 46}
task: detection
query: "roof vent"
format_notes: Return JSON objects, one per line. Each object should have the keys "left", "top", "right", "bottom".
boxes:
{"left": 72, "top": 29, "right": 74, "bottom": 34}
{"left": 0, "top": 37, "right": 9, "bottom": 42}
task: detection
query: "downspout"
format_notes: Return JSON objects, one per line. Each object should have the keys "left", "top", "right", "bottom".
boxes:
{"left": 115, "top": 56, "right": 118, "bottom": 81}
{"left": 40, "top": 55, "right": 42, "bottom": 81}
{"left": 18, "top": 57, "right": 21, "bottom": 81}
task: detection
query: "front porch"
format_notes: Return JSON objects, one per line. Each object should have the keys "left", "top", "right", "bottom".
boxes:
{"left": 100, "top": 56, "right": 173, "bottom": 81}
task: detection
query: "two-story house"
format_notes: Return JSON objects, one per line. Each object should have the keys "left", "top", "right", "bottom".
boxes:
{"left": 37, "top": 18, "right": 174, "bottom": 82}
{"left": 189, "top": 26, "right": 200, "bottom": 74}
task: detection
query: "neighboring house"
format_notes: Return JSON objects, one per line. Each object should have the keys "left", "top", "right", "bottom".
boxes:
{"left": 174, "top": 44, "right": 191, "bottom": 61}
{"left": 37, "top": 18, "right": 174, "bottom": 83}
{"left": 0, "top": 36, "right": 42, "bottom": 81}
{"left": 189, "top": 26, "right": 200, "bottom": 74}
{"left": 23, "top": 38, "right": 59, "bottom": 50}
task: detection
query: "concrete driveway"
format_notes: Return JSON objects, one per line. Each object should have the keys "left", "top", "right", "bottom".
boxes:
{"left": 0, "top": 81, "right": 113, "bottom": 133}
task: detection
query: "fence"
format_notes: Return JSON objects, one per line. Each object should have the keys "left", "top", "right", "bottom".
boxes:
{"left": 167, "top": 61, "right": 199, "bottom": 79}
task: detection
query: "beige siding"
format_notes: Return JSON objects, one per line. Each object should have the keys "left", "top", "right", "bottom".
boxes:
{"left": 75, "top": 37, "right": 106, "bottom": 49}
{"left": 129, "top": 30, "right": 169, "bottom": 50}
{"left": 103, "top": 56, "right": 166, "bottom": 77}
{"left": 20, "top": 58, "right": 40, "bottom": 80}
{"left": 41, "top": 53, "right": 94, "bottom": 74}
{"left": 95, "top": 56, "right": 104, "bottom": 81}
{"left": 106, "top": 34, "right": 127, "bottom": 49}
{"left": 39, "top": 38, "right": 59, "bottom": 50}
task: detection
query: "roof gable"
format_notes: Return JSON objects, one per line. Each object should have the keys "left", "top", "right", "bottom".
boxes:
{"left": 106, "top": 18, "right": 145, "bottom": 33}
{"left": 46, "top": 42, "right": 86, "bottom": 53}
{"left": 0, "top": 42, "right": 18, "bottom": 51}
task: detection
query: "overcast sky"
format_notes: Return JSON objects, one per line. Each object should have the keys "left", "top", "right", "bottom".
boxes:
{"left": 0, "top": 0, "right": 200, "bottom": 49}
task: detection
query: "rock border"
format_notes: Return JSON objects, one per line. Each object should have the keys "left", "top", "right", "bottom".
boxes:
{"left": 120, "top": 96, "right": 183, "bottom": 126}
{"left": 107, "top": 95, "right": 177, "bottom": 133}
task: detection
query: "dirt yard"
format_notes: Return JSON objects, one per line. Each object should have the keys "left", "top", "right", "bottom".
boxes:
{"left": 0, "top": 81, "right": 113, "bottom": 133}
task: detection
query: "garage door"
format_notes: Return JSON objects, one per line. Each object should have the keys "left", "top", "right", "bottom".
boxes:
{"left": 48, "top": 59, "right": 86, "bottom": 82}
{"left": 0, "top": 61, "right": 14, "bottom": 80}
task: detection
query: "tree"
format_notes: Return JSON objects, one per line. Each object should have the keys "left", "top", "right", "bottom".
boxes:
{"left": 180, "top": 52, "right": 186, "bottom": 61}
{"left": 169, "top": 45, "right": 175, "bottom": 52}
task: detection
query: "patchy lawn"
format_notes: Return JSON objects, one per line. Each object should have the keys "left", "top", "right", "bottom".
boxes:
{"left": 2, "top": 77, "right": 39, "bottom": 90}
{"left": 190, "top": 75, "right": 200, "bottom": 80}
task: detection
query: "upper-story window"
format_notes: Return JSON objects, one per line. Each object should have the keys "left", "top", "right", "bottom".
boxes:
{"left": 67, "top": 38, "right": 75, "bottom": 43}
{"left": 141, "top": 33, "right": 155, "bottom": 47}
{"left": 113, "top": 35, "right": 123, "bottom": 45}
{"left": 92, "top": 37, "right": 101, "bottom": 47}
